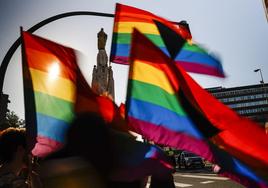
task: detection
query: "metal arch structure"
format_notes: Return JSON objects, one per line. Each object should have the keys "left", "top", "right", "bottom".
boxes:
{"left": 0, "top": 11, "right": 114, "bottom": 93}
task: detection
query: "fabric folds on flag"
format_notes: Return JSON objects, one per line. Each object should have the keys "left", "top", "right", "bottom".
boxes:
{"left": 22, "top": 32, "right": 174, "bottom": 181}
{"left": 127, "top": 29, "right": 268, "bottom": 188}
{"left": 21, "top": 32, "right": 127, "bottom": 157}
{"left": 111, "top": 3, "right": 225, "bottom": 77}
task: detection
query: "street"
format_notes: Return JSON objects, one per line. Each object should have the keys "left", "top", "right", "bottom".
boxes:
{"left": 173, "top": 172, "right": 244, "bottom": 188}
{"left": 146, "top": 168, "right": 245, "bottom": 188}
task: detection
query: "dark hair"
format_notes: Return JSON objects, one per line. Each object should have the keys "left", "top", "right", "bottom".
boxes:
{"left": 0, "top": 127, "right": 26, "bottom": 163}
{"left": 65, "top": 113, "right": 112, "bottom": 176}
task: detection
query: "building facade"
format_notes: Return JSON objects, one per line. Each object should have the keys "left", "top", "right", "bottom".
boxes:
{"left": 91, "top": 28, "right": 115, "bottom": 100}
{"left": 206, "top": 84, "right": 268, "bottom": 127}
{"left": 0, "top": 93, "right": 10, "bottom": 124}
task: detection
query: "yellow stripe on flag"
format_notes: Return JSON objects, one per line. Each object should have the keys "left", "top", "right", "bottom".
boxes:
{"left": 130, "top": 60, "right": 175, "bottom": 94}
{"left": 114, "top": 22, "right": 159, "bottom": 35}
{"left": 30, "top": 68, "right": 76, "bottom": 102}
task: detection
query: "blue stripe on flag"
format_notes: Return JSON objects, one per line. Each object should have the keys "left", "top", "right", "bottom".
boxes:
{"left": 128, "top": 98, "right": 203, "bottom": 139}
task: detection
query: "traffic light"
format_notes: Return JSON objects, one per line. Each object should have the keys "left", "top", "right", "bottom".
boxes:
{"left": 0, "top": 93, "right": 10, "bottom": 124}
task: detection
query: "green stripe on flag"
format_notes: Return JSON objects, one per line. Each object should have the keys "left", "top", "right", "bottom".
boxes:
{"left": 183, "top": 42, "right": 207, "bottom": 54}
{"left": 34, "top": 91, "right": 75, "bottom": 123}
{"left": 113, "top": 33, "right": 165, "bottom": 47}
{"left": 113, "top": 33, "right": 207, "bottom": 55}
{"left": 130, "top": 80, "right": 187, "bottom": 116}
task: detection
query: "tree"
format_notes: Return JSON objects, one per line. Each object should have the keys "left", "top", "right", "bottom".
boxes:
{"left": 0, "top": 111, "right": 25, "bottom": 131}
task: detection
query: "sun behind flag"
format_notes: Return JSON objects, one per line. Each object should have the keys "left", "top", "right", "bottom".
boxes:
{"left": 21, "top": 32, "right": 174, "bottom": 183}
{"left": 126, "top": 29, "right": 268, "bottom": 188}
{"left": 21, "top": 31, "right": 127, "bottom": 157}
{"left": 110, "top": 3, "right": 225, "bottom": 77}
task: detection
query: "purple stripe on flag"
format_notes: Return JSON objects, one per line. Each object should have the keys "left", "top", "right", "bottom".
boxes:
{"left": 111, "top": 55, "right": 224, "bottom": 77}
{"left": 176, "top": 61, "right": 225, "bottom": 78}
{"left": 110, "top": 56, "right": 129, "bottom": 65}
{"left": 128, "top": 116, "right": 216, "bottom": 162}
{"left": 31, "top": 135, "right": 63, "bottom": 157}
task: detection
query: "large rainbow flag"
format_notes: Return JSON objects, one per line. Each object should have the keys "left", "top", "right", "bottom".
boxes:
{"left": 110, "top": 3, "right": 225, "bottom": 77}
{"left": 21, "top": 31, "right": 126, "bottom": 157}
{"left": 126, "top": 29, "right": 268, "bottom": 188}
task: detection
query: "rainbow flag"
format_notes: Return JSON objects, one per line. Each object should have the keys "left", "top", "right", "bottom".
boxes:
{"left": 126, "top": 29, "right": 268, "bottom": 188}
{"left": 22, "top": 31, "right": 78, "bottom": 156}
{"left": 21, "top": 31, "right": 127, "bottom": 157}
{"left": 110, "top": 3, "right": 225, "bottom": 77}
{"left": 21, "top": 32, "right": 175, "bottom": 181}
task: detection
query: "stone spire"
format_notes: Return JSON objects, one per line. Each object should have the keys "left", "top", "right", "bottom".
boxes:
{"left": 91, "top": 28, "right": 115, "bottom": 100}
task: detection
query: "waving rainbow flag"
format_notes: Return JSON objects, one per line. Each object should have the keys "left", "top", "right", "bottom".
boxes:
{"left": 110, "top": 3, "right": 225, "bottom": 77}
{"left": 21, "top": 32, "right": 175, "bottom": 181}
{"left": 21, "top": 31, "right": 126, "bottom": 157}
{"left": 126, "top": 29, "right": 268, "bottom": 188}
{"left": 22, "top": 31, "right": 78, "bottom": 156}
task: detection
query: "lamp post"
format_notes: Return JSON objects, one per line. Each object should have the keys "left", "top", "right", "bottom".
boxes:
{"left": 254, "top": 68, "right": 268, "bottom": 131}
{"left": 254, "top": 68, "right": 265, "bottom": 85}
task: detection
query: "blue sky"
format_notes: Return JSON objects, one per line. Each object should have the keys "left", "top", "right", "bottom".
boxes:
{"left": 0, "top": 0, "right": 268, "bottom": 119}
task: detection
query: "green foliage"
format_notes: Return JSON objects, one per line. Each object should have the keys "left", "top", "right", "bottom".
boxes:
{"left": 0, "top": 111, "right": 25, "bottom": 131}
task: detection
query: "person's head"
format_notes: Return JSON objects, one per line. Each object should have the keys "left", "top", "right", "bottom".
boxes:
{"left": 65, "top": 113, "right": 112, "bottom": 176}
{"left": 0, "top": 127, "right": 26, "bottom": 164}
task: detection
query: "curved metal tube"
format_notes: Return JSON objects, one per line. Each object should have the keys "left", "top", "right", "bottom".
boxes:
{"left": 0, "top": 11, "right": 114, "bottom": 92}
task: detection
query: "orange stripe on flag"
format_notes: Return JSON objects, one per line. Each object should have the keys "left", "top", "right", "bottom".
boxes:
{"left": 26, "top": 48, "right": 76, "bottom": 82}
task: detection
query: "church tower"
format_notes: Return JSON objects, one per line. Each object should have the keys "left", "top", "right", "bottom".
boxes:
{"left": 91, "top": 28, "right": 115, "bottom": 100}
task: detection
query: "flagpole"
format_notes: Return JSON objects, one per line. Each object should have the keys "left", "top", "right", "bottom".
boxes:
{"left": 20, "top": 27, "right": 32, "bottom": 187}
{"left": 20, "top": 28, "right": 38, "bottom": 154}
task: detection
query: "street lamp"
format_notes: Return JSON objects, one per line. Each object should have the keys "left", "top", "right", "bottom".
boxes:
{"left": 254, "top": 68, "right": 268, "bottom": 131}
{"left": 254, "top": 68, "right": 265, "bottom": 85}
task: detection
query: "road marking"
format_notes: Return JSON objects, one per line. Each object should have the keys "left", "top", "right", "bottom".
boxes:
{"left": 174, "top": 182, "right": 192, "bottom": 187}
{"left": 191, "top": 173, "right": 217, "bottom": 176}
{"left": 146, "top": 181, "right": 192, "bottom": 188}
{"left": 200, "top": 180, "right": 214, "bottom": 184}
{"left": 175, "top": 174, "right": 229, "bottom": 180}
{"left": 147, "top": 182, "right": 192, "bottom": 188}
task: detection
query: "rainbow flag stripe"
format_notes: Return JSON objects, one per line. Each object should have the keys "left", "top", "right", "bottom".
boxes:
{"left": 111, "top": 3, "right": 224, "bottom": 77}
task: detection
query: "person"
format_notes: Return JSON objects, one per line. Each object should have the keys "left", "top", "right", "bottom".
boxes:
{"left": 148, "top": 154, "right": 176, "bottom": 188}
{"left": 39, "top": 113, "right": 112, "bottom": 188}
{"left": 39, "top": 112, "right": 174, "bottom": 187}
{"left": 149, "top": 172, "right": 175, "bottom": 188}
{"left": 0, "top": 127, "right": 42, "bottom": 188}
{"left": 39, "top": 113, "right": 148, "bottom": 188}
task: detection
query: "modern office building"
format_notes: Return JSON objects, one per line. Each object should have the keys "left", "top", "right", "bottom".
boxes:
{"left": 206, "top": 84, "right": 268, "bottom": 128}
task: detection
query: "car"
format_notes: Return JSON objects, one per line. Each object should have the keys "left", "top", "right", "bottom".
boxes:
{"left": 176, "top": 151, "right": 205, "bottom": 169}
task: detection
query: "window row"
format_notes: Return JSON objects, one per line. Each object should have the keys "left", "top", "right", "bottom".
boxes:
{"left": 212, "top": 87, "right": 268, "bottom": 98}
{"left": 218, "top": 93, "right": 268, "bottom": 103}
{"left": 228, "top": 100, "right": 268, "bottom": 108}
{"left": 237, "top": 107, "right": 268, "bottom": 115}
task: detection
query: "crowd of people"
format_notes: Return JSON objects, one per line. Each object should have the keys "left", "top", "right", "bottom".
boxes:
{"left": 0, "top": 113, "right": 176, "bottom": 188}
